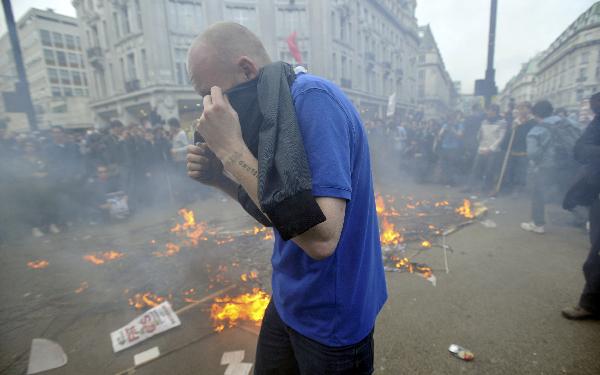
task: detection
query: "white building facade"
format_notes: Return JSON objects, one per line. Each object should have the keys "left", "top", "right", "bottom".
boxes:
{"left": 72, "top": 0, "right": 420, "bottom": 127}
{"left": 416, "top": 25, "right": 457, "bottom": 120}
{"left": 0, "top": 8, "right": 92, "bottom": 131}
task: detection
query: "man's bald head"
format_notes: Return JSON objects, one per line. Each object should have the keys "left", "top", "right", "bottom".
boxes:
{"left": 187, "top": 22, "right": 271, "bottom": 96}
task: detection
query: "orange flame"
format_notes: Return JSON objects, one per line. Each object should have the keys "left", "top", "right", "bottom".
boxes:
{"left": 421, "top": 240, "right": 432, "bottom": 248}
{"left": 456, "top": 199, "right": 474, "bottom": 219}
{"left": 394, "top": 257, "right": 433, "bottom": 279}
{"left": 380, "top": 217, "right": 403, "bottom": 246}
{"left": 171, "top": 208, "right": 208, "bottom": 246}
{"left": 240, "top": 271, "right": 259, "bottom": 282}
{"left": 75, "top": 281, "right": 89, "bottom": 294}
{"left": 153, "top": 242, "right": 180, "bottom": 257}
{"left": 128, "top": 292, "right": 166, "bottom": 310}
{"left": 27, "top": 260, "right": 49, "bottom": 269}
{"left": 83, "top": 250, "right": 125, "bottom": 265}
{"left": 210, "top": 288, "right": 270, "bottom": 331}
{"left": 375, "top": 195, "right": 385, "bottom": 215}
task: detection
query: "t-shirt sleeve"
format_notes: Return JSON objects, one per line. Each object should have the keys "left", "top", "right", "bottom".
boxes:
{"left": 294, "top": 88, "right": 353, "bottom": 200}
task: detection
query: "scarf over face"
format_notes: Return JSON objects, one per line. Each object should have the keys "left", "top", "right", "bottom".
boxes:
{"left": 226, "top": 62, "right": 326, "bottom": 240}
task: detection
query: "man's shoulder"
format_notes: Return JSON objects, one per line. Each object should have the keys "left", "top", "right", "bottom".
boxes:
{"left": 292, "top": 73, "right": 341, "bottom": 98}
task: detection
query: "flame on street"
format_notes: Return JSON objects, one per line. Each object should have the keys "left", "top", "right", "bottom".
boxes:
{"left": 393, "top": 256, "right": 433, "bottom": 279}
{"left": 380, "top": 217, "right": 403, "bottom": 246}
{"left": 153, "top": 242, "right": 181, "bottom": 257}
{"left": 171, "top": 208, "right": 208, "bottom": 246}
{"left": 210, "top": 288, "right": 270, "bottom": 331}
{"left": 27, "top": 260, "right": 49, "bottom": 269}
{"left": 83, "top": 250, "right": 125, "bottom": 265}
{"left": 128, "top": 292, "right": 166, "bottom": 310}
{"left": 456, "top": 199, "right": 474, "bottom": 219}
{"left": 75, "top": 281, "right": 89, "bottom": 293}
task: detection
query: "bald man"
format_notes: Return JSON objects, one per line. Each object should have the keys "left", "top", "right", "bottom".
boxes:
{"left": 186, "top": 22, "right": 386, "bottom": 375}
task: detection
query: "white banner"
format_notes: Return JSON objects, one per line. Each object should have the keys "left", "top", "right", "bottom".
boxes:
{"left": 111, "top": 302, "right": 181, "bottom": 353}
{"left": 386, "top": 92, "right": 397, "bottom": 117}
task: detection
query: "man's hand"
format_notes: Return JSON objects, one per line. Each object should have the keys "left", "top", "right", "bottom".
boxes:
{"left": 186, "top": 143, "right": 224, "bottom": 186}
{"left": 196, "top": 86, "right": 245, "bottom": 161}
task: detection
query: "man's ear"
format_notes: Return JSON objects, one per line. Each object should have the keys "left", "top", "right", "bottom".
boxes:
{"left": 238, "top": 56, "right": 259, "bottom": 80}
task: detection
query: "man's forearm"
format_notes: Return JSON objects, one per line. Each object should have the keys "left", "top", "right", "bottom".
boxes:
{"left": 222, "top": 146, "right": 343, "bottom": 260}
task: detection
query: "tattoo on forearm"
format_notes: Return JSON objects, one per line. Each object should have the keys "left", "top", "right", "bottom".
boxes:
{"left": 238, "top": 159, "right": 258, "bottom": 177}
{"left": 225, "top": 152, "right": 258, "bottom": 177}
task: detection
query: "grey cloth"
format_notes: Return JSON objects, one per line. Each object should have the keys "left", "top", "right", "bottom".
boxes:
{"left": 235, "top": 62, "right": 326, "bottom": 240}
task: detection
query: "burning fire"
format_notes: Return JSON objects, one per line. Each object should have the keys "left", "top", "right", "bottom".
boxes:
{"left": 210, "top": 288, "right": 270, "bottom": 331}
{"left": 240, "top": 271, "right": 258, "bottom": 282}
{"left": 153, "top": 242, "right": 181, "bottom": 257}
{"left": 250, "top": 226, "right": 275, "bottom": 241}
{"left": 456, "top": 199, "right": 474, "bottom": 219}
{"left": 375, "top": 195, "right": 385, "bottom": 215}
{"left": 75, "top": 281, "right": 89, "bottom": 294}
{"left": 394, "top": 257, "right": 433, "bottom": 279}
{"left": 83, "top": 250, "right": 125, "bottom": 265}
{"left": 380, "top": 217, "right": 403, "bottom": 246}
{"left": 420, "top": 240, "right": 432, "bottom": 248}
{"left": 171, "top": 208, "right": 208, "bottom": 246}
{"left": 128, "top": 292, "right": 166, "bottom": 310}
{"left": 27, "top": 260, "right": 49, "bottom": 269}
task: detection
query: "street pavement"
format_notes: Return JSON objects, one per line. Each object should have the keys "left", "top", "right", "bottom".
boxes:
{"left": 1, "top": 181, "right": 599, "bottom": 375}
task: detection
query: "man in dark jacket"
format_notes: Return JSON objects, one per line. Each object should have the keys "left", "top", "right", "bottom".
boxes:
{"left": 562, "top": 92, "right": 600, "bottom": 320}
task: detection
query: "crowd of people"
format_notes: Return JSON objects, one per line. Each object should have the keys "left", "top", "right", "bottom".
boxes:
{"left": 1, "top": 93, "right": 598, "bottom": 241}
{"left": 0, "top": 117, "right": 204, "bottom": 240}
{"left": 368, "top": 96, "right": 596, "bottom": 234}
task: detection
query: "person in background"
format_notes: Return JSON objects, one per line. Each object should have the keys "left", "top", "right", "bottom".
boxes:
{"left": 86, "top": 165, "right": 128, "bottom": 223}
{"left": 437, "top": 111, "right": 464, "bottom": 186}
{"left": 169, "top": 117, "right": 189, "bottom": 164}
{"left": 562, "top": 92, "right": 600, "bottom": 320}
{"left": 499, "top": 101, "right": 536, "bottom": 194}
{"left": 464, "top": 104, "right": 507, "bottom": 193}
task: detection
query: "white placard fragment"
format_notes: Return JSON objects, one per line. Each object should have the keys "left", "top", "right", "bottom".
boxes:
{"left": 221, "top": 350, "right": 245, "bottom": 365}
{"left": 134, "top": 347, "right": 160, "bottom": 366}
{"left": 111, "top": 301, "right": 181, "bottom": 352}
{"left": 224, "top": 362, "right": 253, "bottom": 375}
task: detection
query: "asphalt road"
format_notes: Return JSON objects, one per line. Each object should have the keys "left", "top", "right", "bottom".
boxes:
{"left": 1, "top": 181, "right": 599, "bottom": 375}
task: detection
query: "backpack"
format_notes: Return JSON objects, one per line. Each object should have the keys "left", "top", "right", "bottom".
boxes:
{"left": 539, "top": 118, "right": 582, "bottom": 170}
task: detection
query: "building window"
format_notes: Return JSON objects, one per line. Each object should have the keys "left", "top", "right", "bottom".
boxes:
{"left": 102, "top": 20, "right": 110, "bottom": 48}
{"left": 65, "top": 35, "right": 76, "bottom": 49}
{"left": 141, "top": 49, "right": 149, "bottom": 82}
{"left": 74, "top": 88, "right": 84, "bottom": 96}
{"left": 52, "top": 32, "right": 64, "bottom": 48}
{"left": 60, "top": 69, "right": 71, "bottom": 85}
{"left": 44, "top": 49, "right": 55, "bottom": 65}
{"left": 40, "top": 30, "right": 52, "bottom": 46}
{"left": 56, "top": 51, "right": 67, "bottom": 67}
{"left": 67, "top": 52, "right": 79, "bottom": 68}
{"left": 75, "top": 36, "right": 81, "bottom": 50}
{"left": 51, "top": 86, "right": 61, "bottom": 97}
{"left": 168, "top": 1, "right": 203, "bottom": 34}
{"left": 113, "top": 12, "right": 121, "bottom": 38}
{"left": 174, "top": 48, "right": 188, "bottom": 85}
{"left": 127, "top": 52, "right": 137, "bottom": 81}
{"left": 122, "top": 6, "right": 132, "bottom": 35}
{"left": 64, "top": 87, "right": 73, "bottom": 97}
{"left": 48, "top": 68, "right": 59, "bottom": 84}
{"left": 276, "top": 7, "right": 307, "bottom": 38}
{"left": 135, "top": 0, "right": 143, "bottom": 31}
{"left": 579, "top": 67, "right": 588, "bottom": 81}
{"left": 332, "top": 53, "right": 337, "bottom": 81}
{"left": 72, "top": 71, "right": 82, "bottom": 86}
{"left": 224, "top": 5, "right": 258, "bottom": 33}
{"left": 581, "top": 51, "right": 589, "bottom": 65}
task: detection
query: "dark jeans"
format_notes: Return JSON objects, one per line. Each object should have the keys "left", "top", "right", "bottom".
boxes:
{"left": 580, "top": 198, "right": 600, "bottom": 316}
{"left": 255, "top": 301, "right": 374, "bottom": 375}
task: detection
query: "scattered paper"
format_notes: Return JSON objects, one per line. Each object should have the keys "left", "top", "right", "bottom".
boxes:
{"left": 480, "top": 219, "right": 497, "bottom": 228}
{"left": 224, "top": 362, "right": 253, "bottom": 375}
{"left": 221, "top": 350, "right": 245, "bottom": 365}
{"left": 134, "top": 347, "right": 160, "bottom": 366}
{"left": 27, "top": 339, "right": 67, "bottom": 374}
{"left": 111, "top": 301, "right": 181, "bottom": 353}
{"left": 426, "top": 274, "right": 437, "bottom": 287}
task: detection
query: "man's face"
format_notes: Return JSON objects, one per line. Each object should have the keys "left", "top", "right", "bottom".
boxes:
{"left": 516, "top": 105, "right": 531, "bottom": 121}
{"left": 486, "top": 109, "right": 498, "bottom": 119}
{"left": 97, "top": 167, "right": 109, "bottom": 181}
{"left": 188, "top": 43, "right": 254, "bottom": 98}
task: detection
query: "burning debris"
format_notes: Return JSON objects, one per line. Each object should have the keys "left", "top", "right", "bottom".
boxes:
{"left": 375, "top": 194, "right": 487, "bottom": 284}
{"left": 75, "top": 281, "right": 89, "bottom": 294}
{"left": 152, "top": 242, "right": 181, "bottom": 258}
{"left": 128, "top": 292, "right": 168, "bottom": 310}
{"left": 83, "top": 250, "right": 125, "bottom": 265}
{"left": 27, "top": 260, "right": 49, "bottom": 269}
{"left": 210, "top": 288, "right": 270, "bottom": 332}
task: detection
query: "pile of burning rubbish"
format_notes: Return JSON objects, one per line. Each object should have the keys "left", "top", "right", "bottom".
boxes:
{"left": 24, "top": 194, "right": 486, "bottom": 334}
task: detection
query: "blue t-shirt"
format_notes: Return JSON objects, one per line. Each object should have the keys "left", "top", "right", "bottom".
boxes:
{"left": 271, "top": 73, "right": 388, "bottom": 347}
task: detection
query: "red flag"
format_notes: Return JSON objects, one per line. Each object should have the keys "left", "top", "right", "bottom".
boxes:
{"left": 286, "top": 31, "right": 303, "bottom": 64}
